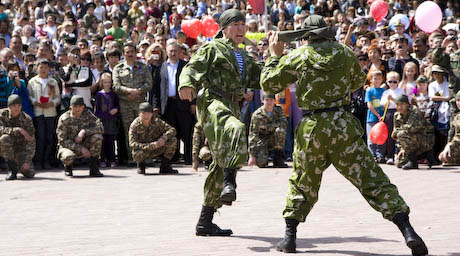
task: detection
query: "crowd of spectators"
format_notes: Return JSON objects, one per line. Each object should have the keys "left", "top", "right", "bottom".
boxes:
{"left": 0, "top": 0, "right": 459, "bottom": 171}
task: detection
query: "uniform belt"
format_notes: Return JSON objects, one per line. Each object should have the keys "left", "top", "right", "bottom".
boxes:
{"left": 209, "top": 88, "right": 238, "bottom": 104}
{"left": 303, "top": 105, "right": 350, "bottom": 116}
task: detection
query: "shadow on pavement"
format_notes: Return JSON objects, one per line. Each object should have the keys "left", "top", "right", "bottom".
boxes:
{"left": 142, "top": 172, "right": 194, "bottom": 176}
{"left": 232, "top": 235, "right": 400, "bottom": 254}
{"left": 18, "top": 176, "right": 65, "bottom": 181}
{"left": 70, "top": 174, "right": 128, "bottom": 179}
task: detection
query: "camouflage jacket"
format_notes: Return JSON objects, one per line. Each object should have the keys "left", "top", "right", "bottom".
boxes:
{"left": 260, "top": 41, "right": 365, "bottom": 110}
{"left": 57, "top": 108, "right": 103, "bottom": 153}
{"left": 0, "top": 108, "right": 35, "bottom": 163}
{"left": 128, "top": 116, "right": 176, "bottom": 151}
{"left": 394, "top": 105, "right": 433, "bottom": 134}
{"left": 450, "top": 112, "right": 460, "bottom": 145}
{"left": 248, "top": 105, "right": 287, "bottom": 153}
{"left": 179, "top": 38, "right": 261, "bottom": 102}
{"left": 112, "top": 60, "right": 153, "bottom": 102}
{"left": 432, "top": 48, "right": 460, "bottom": 103}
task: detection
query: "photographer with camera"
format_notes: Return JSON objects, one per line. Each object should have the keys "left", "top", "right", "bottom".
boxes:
{"left": 6, "top": 60, "right": 34, "bottom": 118}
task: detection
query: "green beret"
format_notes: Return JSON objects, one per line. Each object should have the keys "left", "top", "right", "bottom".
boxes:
{"left": 139, "top": 102, "right": 153, "bottom": 113}
{"left": 394, "top": 94, "right": 409, "bottom": 104}
{"left": 7, "top": 94, "right": 22, "bottom": 106}
{"left": 70, "top": 95, "right": 85, "bottom": 106}
{"left": 215, "top": 9, "right": 245, "bottom": 38}
{"left": 456, "top": 90, "right": 460, "bottom": 100}
{"left": 416, "top": 75, "right": 429, "bottom": 83}
{"left": 263, "top": 93, "right": 275, "bottom": 100}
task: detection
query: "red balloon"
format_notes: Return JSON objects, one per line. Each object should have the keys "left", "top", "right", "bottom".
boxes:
{"left": 201, "top": 17, "right": 219, "bottom": 37}
{"left": 182, "top": 19, "right": 202, "bottom": 39}
{"left": 370, "top": 0, "right": 389, "bottom": 22}
{"left": 370, "top": 121, "right": 389, "bottom": 145}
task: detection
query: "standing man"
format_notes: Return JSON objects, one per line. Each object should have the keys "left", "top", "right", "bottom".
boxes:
{"left": 248, "top": 93, "right": 288, "bottom": 168}
{"left": 112, "top": 41, "right": 153, "bottom": 165}
{"left": 179, "top": 9, "right": 261, "bottom": 236}
{"left": 261, "top": 15, "right": 428, "bottom": 255}
{"left": 156, "top": 41, "right": 192, "bottom": 164}
{"left": 129, "top": 102, "right": 178, "bottom": 174}
{"left": 0, "top": 95, "right": 35, "bottom": 180}
{"left": 56, "top": 95, "right": 104, "bottom": 177}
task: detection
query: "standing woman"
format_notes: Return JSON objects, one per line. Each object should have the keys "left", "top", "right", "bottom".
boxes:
{"left": 145, "top": 43, "right": 166, "bottom": 114}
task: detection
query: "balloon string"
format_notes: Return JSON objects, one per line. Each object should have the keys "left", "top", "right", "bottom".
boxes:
{"left": 382, "top": 100, "right": 390, "bottom": 121}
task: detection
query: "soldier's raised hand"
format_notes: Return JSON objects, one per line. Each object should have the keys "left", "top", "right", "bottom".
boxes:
{"left": 179, "top": 87, "right": 196, "bottom": 102}
{"left": 268, "top": 31, "right": 284, "bottom": 58}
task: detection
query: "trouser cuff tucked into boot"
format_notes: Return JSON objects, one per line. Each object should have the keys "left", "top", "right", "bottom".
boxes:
{"left": 220, "top": 168, "right": 237, "bottom": 205}
{"left": 276, "top": 218, "right": 299, "bottom": 253}
{"left": 195, "top": 205, "right": 233, "bottom": 236}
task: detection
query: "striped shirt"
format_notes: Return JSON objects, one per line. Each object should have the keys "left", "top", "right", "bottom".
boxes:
{"left": 233, "top": 50, "right": 244, "bottom": 79}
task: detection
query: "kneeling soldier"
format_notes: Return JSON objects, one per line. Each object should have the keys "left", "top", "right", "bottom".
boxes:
{"left": 0, "top": 95, "right": 36, "bottom": 180}
{"left": 392, "top": 95, "right": 436, "bottom": 169}
{"left": 248, "top": 93, "right": 288, "bottom": 168}
{"left": 192, "top": 123, "right": 212, "bottom": 171}
{"left": 57, "top": 95, "right": 104, "bottom": 177}
{"left": 129, "top": 102, "right": 178, "bottom": 174}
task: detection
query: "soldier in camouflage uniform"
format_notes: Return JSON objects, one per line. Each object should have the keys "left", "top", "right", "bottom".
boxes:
{"left": 179, "top": 9, "right": 261, "bottom": 236}
{"left": 248, "top": 93, "right": 288, "bottom": 168}
{"left": 439, "top": 91, "right": 460, "bottom": 165}
{"left": 56, "top": 95, "right": 104, "bottom": 177}
{"left": 192, "top": 123, "right": 212, "bottom": 172}
{"left": 432, "top": 36, "right": 460, "bottom": 126}
{"left": 129, "top": 102, "right": 178, "bottom": 175}
{"left": 112, "top": 42, "right": 153, "bottom": 164}
{"left": 0, "top": 95, "right": 35, "bottom": 180}
{"left": 261, "top": 15, "right": 428, "bottom": 255}
{"left": 392, "top": 95, "right": 436, "bottom": 169}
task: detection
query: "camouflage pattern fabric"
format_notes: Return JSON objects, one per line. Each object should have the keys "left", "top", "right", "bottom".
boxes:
{"left": 248, "top": 105, "right": 287, "bottom": 167}
{"left": 444, "top": 112, "right": 460, "bottom": 165}
{"left": 432, "top": 48, "right": 460, "bottom": 135}
{"left": 112, "top": 60, "right": 153, "bottom": 160}
{"left": 129, "top": 115, "right": 177, "bottom": 163}
{"left": 56, "top": 109, "right": 103, "bottom": 166}
{"left": 393, "top": 105, "right": 434, "bottom": 159}
{"left": 179, "top": 38, "right": 261, "bottom": 208}
{"left": 0, "top": 109, "right": 35, "bottom": 168}
{"left": 261, "top": 40, "right": 410, "bottom": 222}
{"left": 192, "top": 123, "right": 211, "bottom": 169}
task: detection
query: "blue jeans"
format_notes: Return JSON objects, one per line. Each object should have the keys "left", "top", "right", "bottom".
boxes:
{"left": 366, "top": 121, "right": 384, "bottom": 159}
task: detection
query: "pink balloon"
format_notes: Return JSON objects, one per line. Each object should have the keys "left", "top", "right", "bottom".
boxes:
{"left": 415, "top": 1, "right": 442, "bottom": 33}
{"left": 201, "top": 16, "right": 219, "bottom": 37}
{"left": 182, "top": 19, "right": 202, "bottom": 39}
{"left": 370, "top": 121, "right": 388, "bottom": 145}
{"left": 370, "top": 0, "right": 388, "bottom": 22}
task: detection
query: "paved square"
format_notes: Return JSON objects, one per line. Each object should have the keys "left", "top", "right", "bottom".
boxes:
{"left": 1, "top": 163, "right": 459, "bottom": 255}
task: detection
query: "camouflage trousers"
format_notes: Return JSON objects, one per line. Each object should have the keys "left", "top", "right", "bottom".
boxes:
{"left": 284, "top": 111, "right": 410, "bottom": 222}
{"left": 120, "top": 100, "right": 141, "bottom": 161}
{"left": 251, "top": 127, "right": 286, "bottom": 167}
{"left": 0, "top": 134, "right": 35, "bottom": 168}
{"left": 395, "top": 131, "right": 434, "bottom": 167}
{"left": 197, "top": 90, "right": 248, "bottom": 208}
{"left": 58, "top": 134, "right": 103, "bottom": 166}
{"left": 192, "top": 123, "right": 211, "bottom": 169}
{"left": 132, "top": 137, "right": 177, "bottom": 163}
{"left": 442, "top": 141, "right": 460, "bottom": 165}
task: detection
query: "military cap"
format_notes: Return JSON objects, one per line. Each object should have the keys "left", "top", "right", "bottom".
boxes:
{"left": 7, "top": 94, "right": 22, "bottom": 106}
{"left": 263, "top": 93, "right": 276, "bottom": 99}
{"left": 139, "top": 102, "right": 153, "bottom": 112}
{"left": 394, "top": 94, "right": 409, "bottom": 104}
{"left": 215, "top": 9, "right": 245, "bottom": 38}
{"left": 279, "top": 14, "right": 335, "bottom": 42}
{"left": 416, "top": 76, "right": 429, "bottom": 83}
{"left": 456, "top": 90, "right": 460, "bottom": 100}
{"left": 70, "top": 95, "right": 85, "bottom": 106}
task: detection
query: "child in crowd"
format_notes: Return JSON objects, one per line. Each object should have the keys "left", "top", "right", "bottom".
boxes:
{"left": 428, "top": 64, "right": 450, "bottom": 160}
{"left": 365, "top": 70, "right": 386, "bottom": 163}
{"left": 27, "top": 59, "right": 61, "bottom": 170}
{"left": 399, "top": 61, "right": 418, "bottom": 101}
{"left": 94, "top": 72, "right": 120, "bottom": 168}
{"left": 380, "top": 71, "right": 405, "bottom": 165}
{"left": 412, "top": 76, "right": 430, "bottom": 117}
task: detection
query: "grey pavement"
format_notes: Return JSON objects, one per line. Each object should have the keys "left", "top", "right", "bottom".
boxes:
{"left": 0, "top": 162, "right": 459, "bottom": 256}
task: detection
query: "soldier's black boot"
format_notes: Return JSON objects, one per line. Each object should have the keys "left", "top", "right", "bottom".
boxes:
{"left": 392, "top": 212, "right": 428, "bottom": 256}
{"left": 402, "top": 152, "right": 418, "bottom": 170}
{"left": 424, "top": 150, "right": 437, "bottom": 169}
{"left": 64, "top": 165, "right": 73, "bottom": 176}
{"left": 220, "top": 168, "right": 237, "bottom": 205}
{"left": 137, "top": 162, "right": 146, "bottom": 174}
{"left": 89, "top": 157, "right": 104, "bottom": 177}
{"left": 5, "top": 161, "right": 18, "bottom": 180}
{"left": 273, "top": 150, "right": 288, "bottom": 168}
{"left": 276, "top": 218, "right": 299, "bottom": 253}
{"left": 159, "top": 156, "right": 178, "bottom": 174}
{"left": 195, "top": 205, "right": 233, "bottom": 236}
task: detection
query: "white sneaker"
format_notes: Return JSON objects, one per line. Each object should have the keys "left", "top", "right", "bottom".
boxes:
{"left": 386, "top": 158, "right": 394, "bottom": 165}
